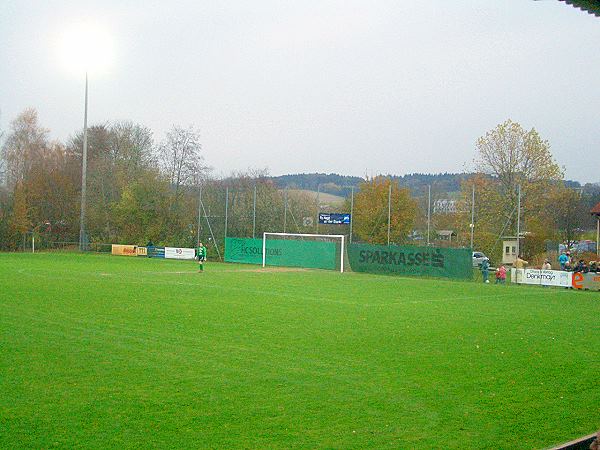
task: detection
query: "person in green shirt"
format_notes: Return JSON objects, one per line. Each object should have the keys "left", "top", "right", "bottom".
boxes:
{"left": 196, "top": 242, "right": 207, "bottom": 272}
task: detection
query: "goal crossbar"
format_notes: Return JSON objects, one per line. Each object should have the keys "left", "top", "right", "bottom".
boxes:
{"left": 262, "top": 232, "right": 345, "bottom": 272}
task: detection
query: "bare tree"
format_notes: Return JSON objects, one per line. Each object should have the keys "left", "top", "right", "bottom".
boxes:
{"left": 1, "top": 108, "right": 49, "bottom": 189}
{"left": 158, "top": 125, "right": 207, "bottom": 206}
{"left": 109, "top": 121, "right": 155, "bottom": 176}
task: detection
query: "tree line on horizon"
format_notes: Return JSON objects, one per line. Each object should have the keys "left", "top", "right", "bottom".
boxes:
{"left": 0, "top": 109, "right": 598, "bottom": 263}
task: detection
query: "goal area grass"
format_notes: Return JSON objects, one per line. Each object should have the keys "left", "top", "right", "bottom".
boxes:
{"left": 1, "top": 252, "right": 598, "bottom": 448}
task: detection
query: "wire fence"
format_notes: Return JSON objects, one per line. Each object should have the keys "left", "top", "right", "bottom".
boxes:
{"left": 12, "top": 181, "right": 588, "bottom": 267}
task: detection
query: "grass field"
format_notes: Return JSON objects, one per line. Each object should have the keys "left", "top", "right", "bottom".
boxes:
{"left": 1, "top": 253, "right": 598, "bottom": 449}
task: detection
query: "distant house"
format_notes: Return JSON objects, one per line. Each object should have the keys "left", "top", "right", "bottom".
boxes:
{"left": 591, "top": 201, "right": 600, "bottom": 256}
{"left": 436, "top": 230, "right": 457, "bottom": 246}
{"left": 433, "top": 199, "right": 458, "bottom": 214}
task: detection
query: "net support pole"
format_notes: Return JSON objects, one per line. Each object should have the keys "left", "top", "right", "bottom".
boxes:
{"left": 200, "top": 192, "right": 222, "bottom": 261}
{"left": 262, "top": 232, "right": 266, "bottom": 267}
{"left": 224, "top": 186, "right": 229, "bottom": 239}
{"left": 427, "top": 184, "right": 431, "bottom": 246}
{"left": 597, "top": 217, "right": 599, "bottom": 257}
{"left": 316, "top": 184, "right": 320, "bottom": 233}
{"left": 349, "top": 186, "right": 354, "bottom": 244}
{"left": 387, "top": 182, "right": 391, "bottom": 246}
{"left": 32, "top": 234, "right": 35, "bottom": 254}
{"left": 196, "top": 182, "right": 202, "bottom": 246}
{"left": 253, "top": 185, "right": 257, "bottom": 239}
{"left": 516, "top": 184, "right": 521, "bottom": 257}
{"left": 470, "top": 184, "right": 475, "bottom": 249}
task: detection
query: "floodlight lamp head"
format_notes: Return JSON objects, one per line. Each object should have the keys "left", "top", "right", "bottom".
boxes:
{"left": 57, "top": 22, "right": 114, "bottom": 76}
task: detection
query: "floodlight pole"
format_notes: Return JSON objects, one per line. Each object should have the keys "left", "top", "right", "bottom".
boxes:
{"left": 78, "top": 71, "right": 89, "bottom": 251}
{"left": 470, "top": 184, "right": 475, "bottom": 249}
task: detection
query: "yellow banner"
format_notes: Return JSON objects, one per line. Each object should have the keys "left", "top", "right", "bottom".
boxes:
{"left": 136, "top": 246, "right": 148, "bottom": 256}
{"left": 111, "top": 244, "right": 137, "bottom": 256}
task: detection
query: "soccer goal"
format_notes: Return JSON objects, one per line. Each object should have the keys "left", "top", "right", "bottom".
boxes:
{"left": 262, "top": 232, "right": 346, "bottom": 272}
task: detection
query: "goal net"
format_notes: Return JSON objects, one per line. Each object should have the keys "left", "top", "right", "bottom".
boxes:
{"left": 262, "top": 232, "right": 346, "bottom": 272}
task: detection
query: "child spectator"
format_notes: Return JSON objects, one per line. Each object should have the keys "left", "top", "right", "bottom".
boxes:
{"left": 495, "top": 265, "right": 507, "bottom": 284}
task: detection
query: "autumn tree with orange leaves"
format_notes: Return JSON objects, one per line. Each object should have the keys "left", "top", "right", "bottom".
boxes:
{"left": 350, "top": 177, "right": 417, "bottom": 245}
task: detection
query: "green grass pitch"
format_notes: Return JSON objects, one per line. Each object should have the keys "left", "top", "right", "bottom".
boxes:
{"left": 1, "top": 252, "right": 598, "bottom": 448}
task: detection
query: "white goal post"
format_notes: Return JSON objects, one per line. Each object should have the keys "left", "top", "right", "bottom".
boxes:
{"left": 262, "top": 232, "right": 346, "bottom": 273}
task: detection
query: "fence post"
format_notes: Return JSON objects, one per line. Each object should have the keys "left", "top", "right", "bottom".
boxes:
{"left": 224, "top": 186, "right": 229, "bottom": 240}
{"left": 283, "top": 188, "right": 288, "bottom": 233}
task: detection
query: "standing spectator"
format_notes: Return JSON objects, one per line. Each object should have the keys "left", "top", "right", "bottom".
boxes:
{"left": 542, "top": 259, "right": 552, "bottom": 270}
{"left": 481, "top": 258, "right": 490, "bottom": 283}
{"left": 147, "top": 240, "right": 155, "bottom": 258}
{"left": 558, "top": 251, "right": 568, "bottom": 270}
{"left": 515, "top": 256, "right": 528, "bottom": 269}
{"left": 573, "top": 259, "right": 587, "bottom": 273}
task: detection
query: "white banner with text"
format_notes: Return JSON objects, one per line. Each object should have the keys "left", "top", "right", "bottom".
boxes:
{"left": 164, "top": 247, "right": 196, "bottom": 260}
{"left": 511, "top": 268, "right": 572, "bottom": 287}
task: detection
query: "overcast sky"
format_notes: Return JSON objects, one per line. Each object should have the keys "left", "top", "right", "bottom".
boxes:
{"left": 1, "top": 0, "right": 599, "bottom": 182}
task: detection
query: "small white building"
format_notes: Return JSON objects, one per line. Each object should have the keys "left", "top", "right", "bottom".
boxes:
{"left": 502, "top": 237, "right": 518, "bottom": 265}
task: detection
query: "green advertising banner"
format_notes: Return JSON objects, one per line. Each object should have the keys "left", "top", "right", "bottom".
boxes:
{"left": 225, "top": 237, "right": 339, "bottom": 270}
{"left": 348, "top": 243, "right": 472, "bottom": 280}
